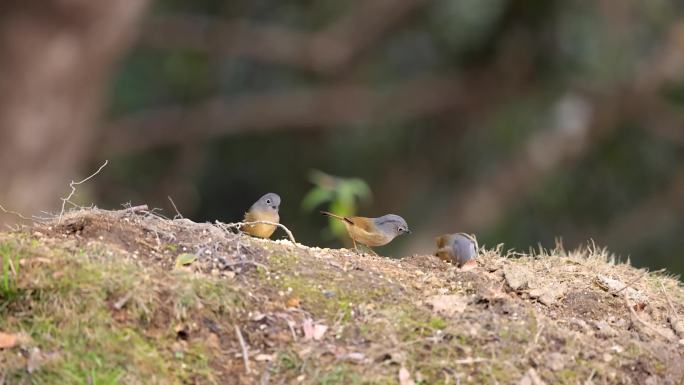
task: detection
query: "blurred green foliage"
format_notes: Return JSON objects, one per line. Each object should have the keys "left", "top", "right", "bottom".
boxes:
{"left": 101, "top": 0, "right": 684, "bottom": 274}
{"left": 301, "top": 170, "right": 371, "bottom": 243}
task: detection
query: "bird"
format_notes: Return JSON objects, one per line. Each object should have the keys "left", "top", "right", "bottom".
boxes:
{"left": 320, "top": 211, "right": 410, "bottom": 253}
{"left": 434, "top": 233, "right": 478, "bottom": 270}
{"left": 242, "top": 193, "right": 281, "bottom": 239}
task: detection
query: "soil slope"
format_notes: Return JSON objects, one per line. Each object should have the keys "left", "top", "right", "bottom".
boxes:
{"left": 1, "top": 208, "right": 683, "bottom": 384}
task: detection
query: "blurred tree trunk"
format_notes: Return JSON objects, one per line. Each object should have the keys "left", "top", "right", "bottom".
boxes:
{"left": 0, "top": 0, "right": 148, "bottom": 222}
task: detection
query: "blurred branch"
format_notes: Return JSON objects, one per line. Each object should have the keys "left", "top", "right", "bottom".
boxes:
{"left": 602, "top": 166, "right": 684, "bottom": 249}
{"left": 102, "top": 73, "right": 465, "bottom": 156}
{"left": 409, "top": 20, "right": 684, "bottom": 250}
{"left": 139, "top": 0, "right": 428, "bottom": 75}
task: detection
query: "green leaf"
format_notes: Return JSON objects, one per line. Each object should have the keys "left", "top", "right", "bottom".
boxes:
{"left": 301, "top": 186, "right": 334, "bottom": 212}
{"left": 174, "top": 253, "right": 197, "bottom": 268}
{"left": 348, "top": 178, "right": 372, "bottom": 202}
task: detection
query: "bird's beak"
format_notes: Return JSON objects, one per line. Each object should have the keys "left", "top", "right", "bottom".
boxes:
{"left": 405, "top": 229, "right": 412, "bottom": 234}
{"left": 272, "top": 206, "right": 278, "bottom": 210}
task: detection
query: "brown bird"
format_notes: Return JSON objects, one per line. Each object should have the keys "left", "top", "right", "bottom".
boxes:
{"left": 320, "top": 211, "right": 410, "bottom": 252}
{"left": 243, "top": 193, "right": 280, "bottom": 238}
{"left": 435, "top": 233, "right": 478, "bottom": 270}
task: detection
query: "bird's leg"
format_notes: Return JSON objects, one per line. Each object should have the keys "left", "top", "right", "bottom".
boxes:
{"left": 357, "top": 244, "right": 378, "bottom": 256}
{"left": 352, "top": 238, "right": 358, "bottom": 253}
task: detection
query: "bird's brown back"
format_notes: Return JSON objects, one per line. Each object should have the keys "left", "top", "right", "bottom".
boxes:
{"left": 343, "top": 217, "right": 394, "bottom": 247}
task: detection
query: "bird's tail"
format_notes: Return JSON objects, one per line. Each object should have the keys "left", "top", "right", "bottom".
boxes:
{"left": 320, "top": 210, "right": 345, "bottom": 220}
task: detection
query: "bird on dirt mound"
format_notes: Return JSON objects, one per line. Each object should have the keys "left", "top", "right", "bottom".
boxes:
{"left": 243, "top": 193, "right": 280, "bottom": 239}
{"left": 434, "top": 233, "right": 478, "bottom": 270}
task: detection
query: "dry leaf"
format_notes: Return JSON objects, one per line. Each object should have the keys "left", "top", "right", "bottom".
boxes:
{"left": 174, "top": 253, "right": 197, "bottom": 268}
{"left": 302, "top": 319, "right": 314, "bottom": 341}
{"left": 0, "top": 332, "right": 18, "bottom": 349}
{"left": 255, "top": 354, "right": 273, "bottom": 362}
{"left": 399, "top": 367, "right": 415, "bottom": 385}
{"left": 302, "top": 319, "right": 327, "bottom": 341}
{"left": 633, "top": 302, "right": 647, "bottom": 312}
{"left": 26, "top": 347, "right": 59, "bottom": 373}
{"left": 426, "top": 294, "right": 467, "bottom": 317}
{"left": 286, "top": 297, "right": 300, "bottom": 308}
{"left": 206, "top": 333, "right": 220, "bottom": 350}
{"left": 313, "top": 324, "right": 328, "bottom": 341}
{"left": 26, "top": 347, "right": 42, "bottom": 373}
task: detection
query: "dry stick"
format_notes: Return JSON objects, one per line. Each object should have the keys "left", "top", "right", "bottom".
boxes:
{"left": 0, "top": 204, "right": 34, "bottom": 222}
{"left": 286, "top": 320, "right": 298, "bottom": 342}
{"left": 586, "top": 369, "right": 596, "bottom": 384}
{"left": 234, "top": 324, "right": 251, "bottom": 374}
{"left": 221, "top": 221, "right": 297, "bottom": 245}
{"left": 7, "top": 254, "right": 17, "bottom": 276}
{"left": 611, "top": 268, "right": 665, "bottom": 296}
{"left": 58, "top": 160, "right": 109, "bottom": 224}
{"left": 167, "top": 196, "right": 183, "bottom": 219}
{"left": 624, "top": 295, "right": 673, "bottom": 341}
{"left": 121, "top": 204, "right": 149, "bottom": 213}
{"left": 452, "top": 357, "right": 488, "bottom": 365}
{"left": 524, "top": 322, "right": 545, "bottom": 356}
{"left": 659, "top": 280, "right": 681, "bottom": 324}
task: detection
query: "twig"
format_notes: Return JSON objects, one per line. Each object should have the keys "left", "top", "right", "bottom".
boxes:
{"left": 7, "top": 255, "right": 17, "bottom": 276}
{"left": 611, "top": 269, "right": 664, "bottom": 296}
{"left": 234, "top": 324, "right": 251, "bottom": 374}
{"left": 58, "top": 160, "right": 109, "bottom": 224}
{"left": 585, "top": 369, "right": 596, "bottom": 385}
{"left": 452, "top": 357, "right": 488, "bottom": 365}
{"left": 0, "top": 204, "right": 33, "bottom": 222}
{"left": 122, "top": 204, "right": 149, "bottom": 213}
{"left": 659, "top": 280, "right": 680, "bottom": 323}
{"left": 286, "top": 319, "right": 298, "bottom": 342}
{"left": 167, "top": 196, "right": 183, "bottom": 219}
{"left": 218, "top": 221, "right": 297, "bottom": 245}
{"left": 624, "top": 295, "right": 673, "bottom": 341}
{"left": 524, "top": 322, "right": 545, "bottom": 356}
{"left": 113, "top": 292, "right": 134, "bottom": 310}
{"left": 260, "top": 362, "right": 272, "bottom": 385}
{"left": 244, "top": 221, "right": 297, "bottom": 244}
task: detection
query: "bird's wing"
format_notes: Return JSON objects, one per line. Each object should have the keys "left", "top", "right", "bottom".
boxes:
{"left": 346, "top": 217, "right": 375, "bottom": 232}
{"left": 435, "top": 234, "right": 449, "bottom": 248}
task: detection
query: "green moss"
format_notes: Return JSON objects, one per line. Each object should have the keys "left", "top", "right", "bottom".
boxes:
{"left": 0, "top": 237, "right": 236, "bottom": 385}
{"left": 429, "top": 316, "right": 447, "bottom": 330}
{"left": 317, "top": 366, "right": 361, "bottom": 385}
{"left": 555, "top": 368, "right": 580, "bottom": 383}
{"left": 0, "top": 240, "right": 24, "bottom": 299}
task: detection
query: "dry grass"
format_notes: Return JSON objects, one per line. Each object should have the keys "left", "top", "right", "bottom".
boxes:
{"left": 1, "top": 208, "right": 683, "bottom": 384}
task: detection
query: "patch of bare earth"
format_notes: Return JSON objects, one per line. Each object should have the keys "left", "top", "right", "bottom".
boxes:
{"left": 4, "top": 208, "right": 684, "bottom": 384}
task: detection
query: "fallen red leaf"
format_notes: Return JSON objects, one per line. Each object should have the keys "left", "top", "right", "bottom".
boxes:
{"left": 0, "top": 332, "right": 18, "bottom": 349}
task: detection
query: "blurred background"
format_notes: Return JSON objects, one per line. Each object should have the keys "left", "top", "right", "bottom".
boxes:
{"left": 1, "top": 0, "right": 684, "bottom": 275}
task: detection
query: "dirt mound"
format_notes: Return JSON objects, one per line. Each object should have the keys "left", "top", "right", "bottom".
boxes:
{"left": 2, "top": 209, "right": 683, "bottom": 384}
